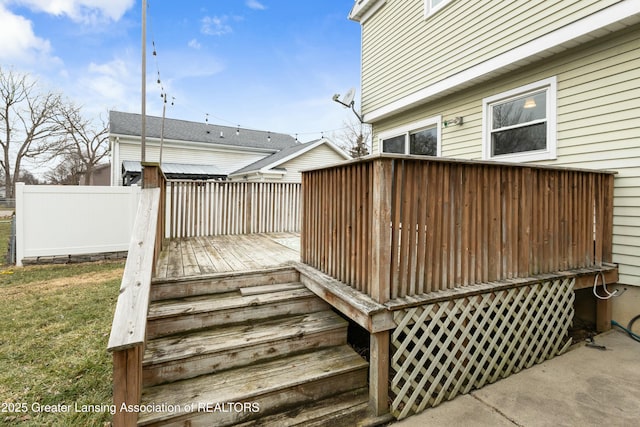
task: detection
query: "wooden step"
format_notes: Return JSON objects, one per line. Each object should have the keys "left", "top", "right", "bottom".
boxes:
{"left": 143, "top": 310, "right": 348, "bottom": 386}
{"left": 235, "top": 388, "right": 370, "bottom": 427}
{"left": 150, "top": 267, "right": 300, "bottom": 301}
{"left": 137, "top": 345, "right": 368, "bottom": 426}
{"left": 147, "top": 285, "right": 330, "bottom": 339}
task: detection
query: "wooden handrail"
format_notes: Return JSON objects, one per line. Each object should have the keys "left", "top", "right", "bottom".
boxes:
{"left": 107, "top": 163, "right": 166, "bottom": 427}
{"left": 107, "top": 188, "right": 160, "bottom": 352}
{"left": 107, "top": 187, "right": 160, "bottom": 426}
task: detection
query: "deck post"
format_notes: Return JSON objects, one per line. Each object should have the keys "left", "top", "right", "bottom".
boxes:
{"left": 112, "top": 346, "right": 143, "bottom": 426}
{"left": 371, "top": 157, "right": 392, "bottom": 303}
{"left": 369, "top": 158, "right": 393, "bottom": 416}
{"left": 596, "top": 174, "right": 615, "bottom": 332}
{"left": 142, "top": 161, "right": 161, "bottom": 189}
{"left": 142, "top": 162, "right": 166, "bottom": 266}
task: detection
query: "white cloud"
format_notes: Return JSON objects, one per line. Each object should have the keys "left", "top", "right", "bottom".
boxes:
{"left": 0, "top": 4, "right": 53, "bottom": 63}
{"left": 9, "top": 0, "right": 135, "bottom": 24}
{"left": 201, "top": 15, "right": 233, "bottom": 36}
{"left": 188, "top": 39, "right": 201, "bottom": 49}
{"left": 246, "top": 0, "right": 266, "bottom": 10}
{"left": 77, "top": 57, "right": 138, "bottom": 115}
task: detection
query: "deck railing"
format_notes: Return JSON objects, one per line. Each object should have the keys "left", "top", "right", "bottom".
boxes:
{"left": 301, "top": 155, "right": 615, "bottom": 302}
{"left": 108, "top": 164, "right": 166, "bottom": 426}
{"left": 166, "top": 180, "right": 301, "bottom": 238}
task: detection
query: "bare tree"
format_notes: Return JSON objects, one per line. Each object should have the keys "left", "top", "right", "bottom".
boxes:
{"left": 55, "top": 104, "right": 110, "bottom": 185}
{"left": 0, "top": 67, "right": 65, "bottom": 198}
{"left": 334, "top": 118, "right": 372, "bottom": 158}
{"left": 17, "top": 170, "right": 41, "bottom": 185}
{"left": 45, "top": 151, "right": 85, "bottom": 185}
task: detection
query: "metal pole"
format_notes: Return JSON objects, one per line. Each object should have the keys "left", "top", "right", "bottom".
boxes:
{"left": 141, "top": 0, "right": 147, "bottom": 165}
{"left": 159, "top": 94, "right": 166, "bottom": 165}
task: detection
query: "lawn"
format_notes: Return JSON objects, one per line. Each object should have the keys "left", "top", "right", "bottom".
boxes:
{"left": 0, "top": 259, "right": 124, "bottom": 426}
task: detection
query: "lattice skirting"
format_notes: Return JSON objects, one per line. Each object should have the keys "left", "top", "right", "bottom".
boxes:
{"left": 391, "top": 278, "right": 575, "bottom": 420}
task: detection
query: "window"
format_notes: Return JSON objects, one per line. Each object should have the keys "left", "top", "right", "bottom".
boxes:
{"left": 425, "top": 0, "right": 451, "bottom": 17}
{"left": 482, "top": 77, "right": 557, "bottom": 162}
{"left": 380, "top": 117, "right": 441, "bottom": 156}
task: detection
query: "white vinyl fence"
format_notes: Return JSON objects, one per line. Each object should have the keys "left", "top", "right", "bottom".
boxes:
{"left": 15, "top": 183, "right": 141, "bottom": 266}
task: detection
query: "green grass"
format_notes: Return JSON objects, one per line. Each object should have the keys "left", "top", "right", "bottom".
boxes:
{"left": 0, "top": 260, "right": 124, "bottom": 426}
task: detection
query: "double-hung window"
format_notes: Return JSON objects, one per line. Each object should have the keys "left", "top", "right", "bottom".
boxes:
{"left": 482, "top": 77, "right": 557, "bottom": 162}
{"left": 380, "top": 116, "right": 441, "bottom": 156}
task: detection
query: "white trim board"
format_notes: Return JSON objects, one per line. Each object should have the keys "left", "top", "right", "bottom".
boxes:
{"left": 349, "top": 0, "right": 386, "bottom": 23}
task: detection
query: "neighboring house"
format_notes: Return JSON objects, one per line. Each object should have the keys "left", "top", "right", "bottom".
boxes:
{"left": 80, "top": 163, "right": 111, "bottom": 186}
{"left": 109, "top": 111, "right": 348, "bottom": 185}
{"left": 228, "top": 138, "right": 351, "bottom": 182}
{"left": 350, "top": 1, "right": 640, "bottom": 321}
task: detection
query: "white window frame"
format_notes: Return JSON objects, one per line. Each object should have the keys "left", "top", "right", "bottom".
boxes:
{"left": 378, "top": 116, "right": 442, "bottom": 156}
{"left": 482, "top": 76, "right": 557, "bottom": 163}
{"left": 424, "top": 0, "right": 452, "bottom": 18}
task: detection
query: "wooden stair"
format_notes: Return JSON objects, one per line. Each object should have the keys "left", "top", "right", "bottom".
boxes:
{"left": 140, "top": 268, "right": 371, "bottom": 426}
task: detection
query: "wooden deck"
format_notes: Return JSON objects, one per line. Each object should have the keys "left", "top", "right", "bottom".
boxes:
{"left": 155, "top": 232, "right": 300, "bottom": 279}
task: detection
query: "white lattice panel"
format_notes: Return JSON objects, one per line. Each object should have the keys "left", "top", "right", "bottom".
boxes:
{"left": 391, "top": 279, "right": 575, "bottom": 419}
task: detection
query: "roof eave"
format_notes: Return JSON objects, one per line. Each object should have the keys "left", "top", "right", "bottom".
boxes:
{"left": 349, "top": 0, "right": 386, "bottom": 23}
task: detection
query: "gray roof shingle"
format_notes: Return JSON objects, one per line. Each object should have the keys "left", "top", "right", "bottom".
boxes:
{"left": 109, "top": 110, "right": 298, "bottom": 151}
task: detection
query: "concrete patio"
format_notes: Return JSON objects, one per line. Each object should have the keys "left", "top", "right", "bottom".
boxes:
{"left": 393, "top": 329, "right": 640, "bottom": 427}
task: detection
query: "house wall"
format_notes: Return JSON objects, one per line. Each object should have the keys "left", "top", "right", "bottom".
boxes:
{"left": 276, "top": 145, "right": 350, "bottom": 183}
{"left": 228, "top": 144, "right": 350, "bottom": 183}
{"left": 371, "top": 23, "right": 640, "bottom": 289}
{"left": 360, "top": 0, "right": 623, "bottom": 115}
{"left": 89, "top": 164, "right": 111, "bottom": 185}
{"left": 112, "top": 137, "right": 273, "bottom": 185}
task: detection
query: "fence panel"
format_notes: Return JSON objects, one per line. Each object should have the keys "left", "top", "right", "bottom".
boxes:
{"left": 14, "top": 183, "right": 141, "bottom": 266}
{"left": 167, "top": 181, "right": 301, "bottom": 239}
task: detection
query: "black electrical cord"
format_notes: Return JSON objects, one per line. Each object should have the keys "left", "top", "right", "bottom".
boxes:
{"left": 611, "top": 315, "right": 640, "bottom": 343}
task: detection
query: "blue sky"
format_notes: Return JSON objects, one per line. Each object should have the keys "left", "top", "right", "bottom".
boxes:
{"left": 0, "top": 0, "right": 361, "bottom": 141}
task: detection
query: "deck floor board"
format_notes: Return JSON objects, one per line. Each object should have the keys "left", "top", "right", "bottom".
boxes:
{"left": 155, "top": 233, "right": 300, "bottom": 279}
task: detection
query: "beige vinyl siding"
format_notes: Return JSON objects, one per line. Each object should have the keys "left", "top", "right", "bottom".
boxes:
{"left": 275, "top": 145, "right": 349, "bottom": 183}
{"left": 361, "top": 0, "right": 621, "bottom": 114}
{"left": 372, "top": 23, "right": 640, "bottom": 286}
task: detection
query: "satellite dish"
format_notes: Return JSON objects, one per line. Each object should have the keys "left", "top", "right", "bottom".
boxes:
{"left": 331, "top": 86, "right": 363, "bottom": 123}
{"left": 342, "top": 88, "right": 356, "bottom": 106}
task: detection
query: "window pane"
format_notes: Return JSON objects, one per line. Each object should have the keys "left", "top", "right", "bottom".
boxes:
{"left": 409, "top": 127, "right": 437, "bottom": 156}
{"left": 432, "top": 0, "right": 444, "bottom": 6}
{"left": 382, "top": 135, "right": 405, "bottom": 154}
{"left": 492, "top": 91, "right": 546, "bottom": 129}
{"left": 492, "top": 122, "right": 547, "bottom": 156}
